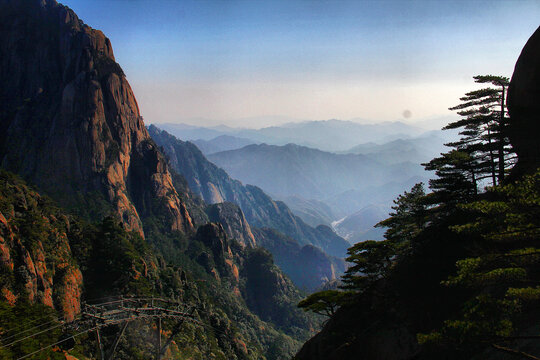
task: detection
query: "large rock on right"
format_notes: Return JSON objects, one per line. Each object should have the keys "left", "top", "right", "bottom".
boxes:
{"left": 507, "top": 26, "right": 540, "bottom": 176}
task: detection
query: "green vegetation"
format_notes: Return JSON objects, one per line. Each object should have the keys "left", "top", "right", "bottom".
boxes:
{"left": 0, "top": 169, "right": 317, "bottom": 359}
{"left": 0, "top": 301, "right": 64, "bottom": 360}
{"left": 424, "top": 75, "right": 514, "bottom": 196}
{"left": 297, "top": 75, "right": 539, "bottom": 358}
{"left": 418, "top": 170, "right": 540, "bottom": 353}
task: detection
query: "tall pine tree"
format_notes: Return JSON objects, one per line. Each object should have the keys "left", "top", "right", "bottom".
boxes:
{"left": 444, "top": 75, "right": 514, "bottom": 187}
{"left": 423, "top": 75, "right": 516, "bottom": 208}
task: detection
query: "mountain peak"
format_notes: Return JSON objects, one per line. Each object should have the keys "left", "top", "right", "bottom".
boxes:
{"left": 0, "top": 0, "right": 193, "bottom": 236}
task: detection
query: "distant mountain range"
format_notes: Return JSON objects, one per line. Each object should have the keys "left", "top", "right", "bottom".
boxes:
{"left": 154, "top": 121, "right": 456, "bottom": 244}
{"left": 148, "top": 125, "right": 349, "bottom": 290}
{"left": 207, "top": 142, "right": 429, "bottom": 211}
{"left": 341, "top": 132, "right": 450, "bottom": 165}
{"left": 157, "top": 119, "right": 431, "bottom": 152}
{"left": 192, "top": 135, "right": 256, "bottom": 155}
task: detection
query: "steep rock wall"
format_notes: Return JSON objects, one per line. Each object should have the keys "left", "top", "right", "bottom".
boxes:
{"left": 507, "top": 26, "right": 540, "bottom": 175}
{"left": 0, "top": 0, "right": 193, "bottom": 236}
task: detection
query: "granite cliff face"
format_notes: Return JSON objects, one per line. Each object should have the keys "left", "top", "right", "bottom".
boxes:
{"left": 206, "top": 202, "right": 257, "bottom": 248}
{"left": 0, "top": 0, "right": 193, "bottom": 236}
{"left": 0, "top": 2, "right": 321, "bottom": 357}
{"left": 508, "top": 25, "right": 540, "bottom": 175}
{"left": 0, "top": 172, "right": 83, "bottom": 321}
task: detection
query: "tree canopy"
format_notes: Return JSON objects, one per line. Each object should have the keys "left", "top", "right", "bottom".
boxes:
{"left": 298, "top": 74, "right": 539, "bottom": 359}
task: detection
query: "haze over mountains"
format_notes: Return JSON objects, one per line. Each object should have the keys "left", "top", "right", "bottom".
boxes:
{"left": 153, "top": 120, "right": 457, "bottom": 242}
{"left": 148, "top": 125, "right": 348, "bottom": 290}
{"left": 208, "top": 143, "right": 425, "bottom": 200}
{"left": 2, "top": 1, "right": 537, "bottom": 359}
{"left": 158, "top": 119, "right": 455, "bottom": 153}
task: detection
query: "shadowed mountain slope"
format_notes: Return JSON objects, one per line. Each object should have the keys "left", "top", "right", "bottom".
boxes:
{"left": 207, "top": 143, "right": 425, "bottom": 203}
{"left": 148, "top": 125, "right": 350, "bottom": 259}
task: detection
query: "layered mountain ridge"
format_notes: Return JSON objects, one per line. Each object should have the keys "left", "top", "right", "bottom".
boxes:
{"left": 158, "top": 119, "right": 428, "bottom": 152}
{"left": 148, "top": 125, "right": 349, "bottom": 259}
{"left": 207, "top": 142, "right": 425, "bottom": 202}
{"left": 148, "top": 126, "right": 348, "bottom": 290}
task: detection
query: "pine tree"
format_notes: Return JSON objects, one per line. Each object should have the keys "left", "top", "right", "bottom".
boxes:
{"left": 342, "top": 183, "right": 429, "bottom": 292}
{"left": 418, "top": 170, "right": 540, "bottom": 356}
{"left": 423, "top": 150, "right": 478, "bottom": 206}
{"left": 444, "top": 75, "right": 514, "bottom": 187}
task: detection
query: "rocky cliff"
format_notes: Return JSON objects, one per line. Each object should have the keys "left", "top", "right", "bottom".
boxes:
{"left": 206, "top": 202, "right": 257, "bottom": 248}
{"left": 148, "top": 125, "right": 349, "bottom": 258}
{"left": 0, "top": 171, "right": 83, "bottom": 321}
{"left": 507, "top": 25, "right": 540, "bottom": 175}
{"left": 252, "top": 227, "right": 346, "bottom": 291}
{"left": 0, "top": 0, "right": 193, "bottom": 237}
{"left": 0, "top": 2, "right": 321, "bottom": 358}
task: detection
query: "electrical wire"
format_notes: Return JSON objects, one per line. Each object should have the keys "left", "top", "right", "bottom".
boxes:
{"left": 16, "top": 325, "right": 98, "bottom": 360}
{"left": 0, "top": 313, "right": 61, "bottom": 339}
{"left": 6, "top": 298, "right": 205, "bottom": 358}
{"left": 0, "top": 318, "right": 62, "bottom": 345}
{"left": 0, "top": 322, "right": 64, "bottom": 349}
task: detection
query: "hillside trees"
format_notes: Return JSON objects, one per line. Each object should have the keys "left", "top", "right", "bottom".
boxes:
{"left": 418, "top": 170, "right": 540, "bottom": 355}
{"left": 299, "top": 182, "right": 430, "bottom": 315}
{"left": 297, "top": 74, "right": 539, "bottom": 358}
{"left": 424, "top": 75, "right": 515, "bottom": 202}
{"left": 338, "top": 183, "right": 429, "bottom": 293}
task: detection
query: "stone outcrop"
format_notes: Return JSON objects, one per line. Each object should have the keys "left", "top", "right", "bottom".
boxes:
{"left": 507, "top": 26, "right": 540, "bottom": 176}
{"left": 206, "top": 202, "right": 256, "bottom": 248}
{"left": 195, "top": 223, "right": 239, "bottom": 284}
{"left": 0, "top": 172, "right": 83, "bottom": 321}
{"left": 0, "top": 0, "right": 193, "bottom": 236}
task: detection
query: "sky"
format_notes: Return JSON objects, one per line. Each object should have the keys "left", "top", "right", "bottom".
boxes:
{"left": 61, "top": 0, "right": 540, "bottom": 129}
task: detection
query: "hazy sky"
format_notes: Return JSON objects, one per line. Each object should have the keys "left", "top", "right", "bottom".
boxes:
{"left": 61, "top": 0, "right": 540, "bottom": 128}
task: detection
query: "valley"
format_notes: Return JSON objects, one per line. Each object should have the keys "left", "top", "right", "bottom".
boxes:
{"left": 1, "top": 0, "right": 539, "bottom": 359}
{"left": 154, "top": 121, "right": 456, "bottom": 243}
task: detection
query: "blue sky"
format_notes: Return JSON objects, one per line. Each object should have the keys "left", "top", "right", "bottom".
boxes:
{"left": 61, "top": 0, "right": 540, "bottom": 128}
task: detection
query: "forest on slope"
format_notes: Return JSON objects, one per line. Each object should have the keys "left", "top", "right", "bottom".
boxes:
{"left": 294, "top": 26, "right": 540, "bottom": 360}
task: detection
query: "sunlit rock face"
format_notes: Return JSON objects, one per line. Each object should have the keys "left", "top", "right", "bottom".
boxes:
{"left": 0, "top": 0, "right": 193, "bottom": 236}
{"left": 0, "top": 176, "right": 83, "bottom": 321}
{"left": 508, "top": 26, "right": 540, "bottom": 176}
{"left": 206, "top": 202, "right": 257, "bottom": 248}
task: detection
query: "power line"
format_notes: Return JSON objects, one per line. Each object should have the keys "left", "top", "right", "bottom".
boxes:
{"left": 8, "top": 297, "right": 210, "bottom": 359}
{"left": 0, "top": 317, "right": 63, "bottom": 345}
{"left": 0, "top": 322, "right": 64, "bottom": 349}
{"left": 0, "top": 313, "right": 61, "bottom": 339}
{"left": 16, "top": 325, "right": 98, "bottom": 360}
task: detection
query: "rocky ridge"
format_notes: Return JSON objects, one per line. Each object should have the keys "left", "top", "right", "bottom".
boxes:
{"left": 206, "top": 202, "right": 257, "bottom": 248}
{"left": 0, "top": 0, "right": 193, "bottom": 237}
{"left": 0, "top": 2, "right": 321, "bottom": 358}
{"left": 507, "top": 25, "right": 540, "bottom": 176}
{"left": 148, "top": 125, "right": 349, "bottom": 259}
